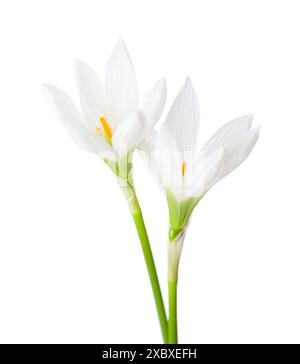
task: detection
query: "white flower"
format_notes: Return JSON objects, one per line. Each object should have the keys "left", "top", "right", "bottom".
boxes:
{"left": 140, "top": 78, "right": 260, "bottom": 238}
{"left": 43, "top": 39, "right": 167, "bottom": 163}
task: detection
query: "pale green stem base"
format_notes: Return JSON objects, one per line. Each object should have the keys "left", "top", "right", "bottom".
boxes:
{"left": 168, "top": 280, "right": 178, "bottom": 344}
{"left": 167, "top": 232, "right": 185, "bottom": 344}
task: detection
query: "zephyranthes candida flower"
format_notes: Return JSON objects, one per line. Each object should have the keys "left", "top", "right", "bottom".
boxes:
{"left": 140, "top": 77, "right": 260, "bottom": 242}
{"left": 43, "top": 40, "right": 170, "bottom": 343}
{"left": 43, "top": 39, "right": 166, "bottom": 184}
{"left": 138, "top": 77, "right": 260, "bottom": 344}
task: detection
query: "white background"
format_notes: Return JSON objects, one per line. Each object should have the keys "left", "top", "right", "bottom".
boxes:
{"left": 0, "top": 0, "right": 299, "bottom": 344}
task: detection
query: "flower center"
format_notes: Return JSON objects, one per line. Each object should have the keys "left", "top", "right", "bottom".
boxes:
{"left": 181, "top": 162, "right": 186, "bottom": 177}
{"left": 95, "top": 116, "right": 112, "bottom": 140}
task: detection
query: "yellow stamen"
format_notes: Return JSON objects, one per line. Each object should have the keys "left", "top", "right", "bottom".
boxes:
{"left": 182, "top": 162, "right": 187, "bottom": 177}
{"left": 95, "top": 127, "right": 102, "bottom": 136}
{"left": 99, "top": 116, "right": 112, "bottom": 139}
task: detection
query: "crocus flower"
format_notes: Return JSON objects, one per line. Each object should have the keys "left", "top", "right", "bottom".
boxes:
{"left": 43, "top": 39, "right": 166, "bottom": 183}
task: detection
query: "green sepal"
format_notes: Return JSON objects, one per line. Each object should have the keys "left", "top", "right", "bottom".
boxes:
{"left": 166, "top": 189, "right": 203, "bottom": 241}
{"left": 169, "top": 227, "right": 183, "bottom": 241}
{"left": 104, "top": 152, "right": 140, "bottom": 213}
{"left": 104, "top": 151, "right": 134, "bottom": 187}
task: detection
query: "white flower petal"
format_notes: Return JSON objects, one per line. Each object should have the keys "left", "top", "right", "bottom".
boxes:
{"left": 105, "top": 39, "right": 138, "bottom": 128}
{"left": 159, "top": 151, "right": 183, "bottom": 194}
{"left": 202, "top": 114, "right": 253, "bottom": 155}
{"left": 74, "top": 59, "right": 105, "bottom": 126}
{"left": 138, "top": 128, "right": 157, "bottom": 163}
{"left": 155, "top": 123, "right": 180, "bottom": 156}
{"left": 135, "top": 79, "right": 166, "bottom": 149}
{"left": 43, "top": 84, "right": 109, "bottom": 154}
{"left": 220, "top": 126, "right": 260, "bottom": 179}
{"left": 43, "top": 84, "right": 108, "bottom": 154}
{"left": 185, "top": 148, "right": 224, "bottom": 197}
{"left": 141, "top": 77, "right": 167, "bottom": 126}
{"left": 164, "top": 77, "right": 200, "bottom": 154}
{"left": 138, "top": 129, "right": 163, "bottom": 187}
{"left": 98, "top": 149, "right": 117, "bottom": 161}
{"left": 112, "top": 112, "right": 143, "bottom": 156}
{"left": 153, "top": 126, "right": 183, "bottom": 193}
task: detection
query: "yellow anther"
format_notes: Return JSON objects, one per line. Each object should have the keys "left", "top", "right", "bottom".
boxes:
{"left": 99, "top": 116, "right": 112, "bottom": 139}
{"left": 181, "top": 162, "right": 187, "bottom": 177}
{"left": 95, "top": 127, "right": 102, "bottom": 136}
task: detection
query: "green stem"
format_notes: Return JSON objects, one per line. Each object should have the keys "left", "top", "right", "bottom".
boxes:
{"left": 124, "top": 186, "right": 168, "bottom": 343}
{"left": 132, "top": 210, "right": 168, "bottom": 343}
{"left": 168, "top": 280, "right": 178, "bottom": 344}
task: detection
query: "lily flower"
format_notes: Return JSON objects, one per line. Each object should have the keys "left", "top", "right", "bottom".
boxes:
{"left": 140, "top": 78, "right": 260, "bottom": 274}
{"left": 43, "top": 39, "right": 166, "bottom": 184}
